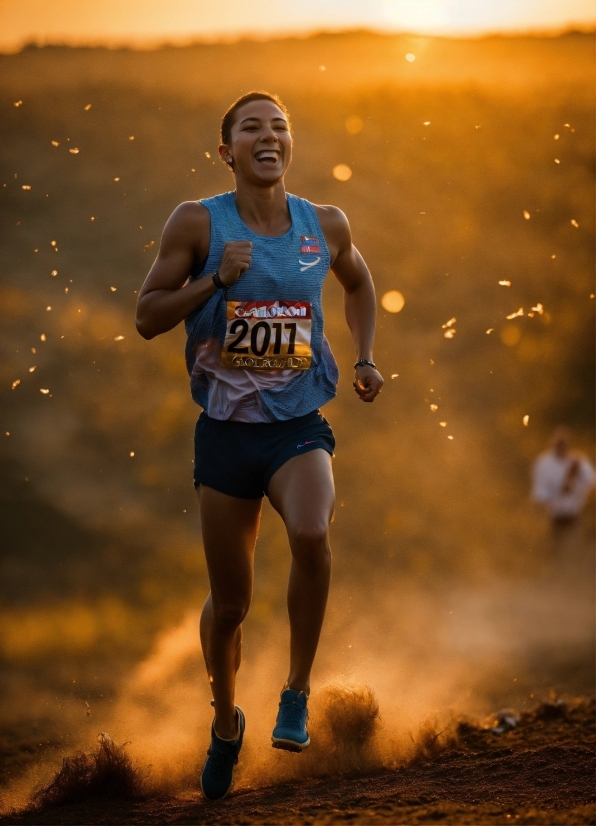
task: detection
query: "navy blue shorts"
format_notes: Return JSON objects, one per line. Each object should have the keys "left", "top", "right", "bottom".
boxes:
{"left": 193, "top": 410, "right": 335, "bottom": 499}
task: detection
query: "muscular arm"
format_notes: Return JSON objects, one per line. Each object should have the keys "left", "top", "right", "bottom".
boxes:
{"left": 136, "top": 202, "right": 253, "bottom": 339}
{"left": 315, "top": 205, "right": 383, "bottom": 402}
{"left": 135, "top": 202, "right": 214, "bottom": 339}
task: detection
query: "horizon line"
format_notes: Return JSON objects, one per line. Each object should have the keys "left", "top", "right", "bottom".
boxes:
{"left": 1, "top": 24, "right": 594, "bottom": 56}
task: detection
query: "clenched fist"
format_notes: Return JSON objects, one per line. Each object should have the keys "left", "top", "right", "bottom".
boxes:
{"left": 219, "top": 241, "right": 252, "bottom": 286}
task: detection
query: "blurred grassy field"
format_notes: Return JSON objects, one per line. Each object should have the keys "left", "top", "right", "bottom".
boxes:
{"left": 0, "top": 31, "right": 594, "bottom": 792}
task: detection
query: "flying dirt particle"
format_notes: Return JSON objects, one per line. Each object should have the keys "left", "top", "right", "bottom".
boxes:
{"left": 490, "top": 709, "right": 520, "bottom": 734}
{"left": 90, "top": 216, "right": 95, "bottom": 221}
{"left": 51, "top": 240, "right": 57, "bottom": 247}
{"left": 31, "top": 347, "right": 36, "bottom": 354}
{"left": 440, "top": 422, "right": 447, "bottom": 427}
{"left": 85, "top": 701, "right": 91, "bottom": 718}
{"left": 51, "top": 140, "right": 60, "bottom": 147}
{"left": 114, "top": 177, "right": 120, "bottom": 182}
{"left": 442, "top": 317, "right": 456, "bottom": 328}
{"left": 64, "top": 287, "right": 68, "bottom": 293}
{"left": 405, "top": 53, "right": 416, "bottom": 62}
{"left": 114, "top": 336, "right": 124, "bottom": 341}
{"left": 40, "top": 334, "right": 46, "bottom": 341}
{"left": 191, "top": 168, "right": 195, "bottom": 172}
{"left": 423, "top": 121, "right": 431, "bottom": 126}
{"left": 443, "top": 329, "right": 456, "bottom": 339}
{"left": 551, "top": 253, "right": 556, "bottom": 258}
{"left": 69, "top": 148, "right": 80, "bottom": 154}
{"left": 11, "top": 380, "right": 20, "bottom": 390}
{"left": 447, "top": 435, "right": 454, "bottom": 440}
{"left": 475, "top": 124, "right": 481, "bottom": 129}
{"left": 129, "top": 136, "right": 134, "bottom": 141}
{"left": 319, "top": 65, "right": 326, "bottom": 71}
{"left": 40, "top": 389, "right": 50, "bottom": 394}
{"left": 530, "top": 303, "right": 544, "bottom": 314}
{"left": 110, "top": 286, "right": 117, "bottom": 292}
{"left": 332, "top": 164, "right": 352, "bottom": 181}
{"left": 51, "top": 270, "right": 58, "bottom": 276}
{"left": 46, "top": 306, "right": 52, "bottom": 312}
{"left": 499, "top": 280, "right": 511, "bottom": 286}
{"left": 381, "top": 291, "right": 405, "bottom": 313}
{"left": 129, "top": 452, "right": 135, "bottom": 457}
{"left": 554, "top": 158, "right": 560, "bottom": 164}
{"left": 391, "top": 373, "right": 399, "bottom": 379}
{"left": 14, "top": 100, "right": 23, "bottom": 107}
{"left": 21, "top": 185, "right": 31, "bottom": 190}
{"left": 570, "top": 219, "right": 579, "bottom": 227}
{"left": 144, "top": 240, "right": 155, "bottom": 249}
{"left": 430, "top": 404, "right": 438, "bottom": 412}
{"left": 590, "top": 293, "right": 595, "bottom": 299}
{"left": 345, "top": 115, "right": 363, "bottom": 134}
{"left": 84, "top": 104, "right": 92, "bottom": 111}
{"left": 430, "top": 358, "right": 434, "bottom": 365}
{"left": 486, "top": 329, "right": 494, "bottom": 336}
{"left": 204, "top": 151, "right": 211, "bottom": 158}
{"left": 5, "top": 432, "right": 9, "bottom": 436}
{"left": 554, "top": 133, "right": 560, "bottom": 139}
{"left": 506, "top": 308, "right": 524, "bottom": 320}
{"left": 28, "top": 366, "right": 36, "bottom": 373}
{"left": 523, "top": 415, "right": 529, "bottom": 426}
{"left": 523, "top": 210, "right": 530, "bottom": 220}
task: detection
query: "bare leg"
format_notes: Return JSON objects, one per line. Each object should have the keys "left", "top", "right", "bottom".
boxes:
{"left": 197, "top": 485, "right": 262, "bottom": 739}
{"left": 268, "top": 450, "right": 335, "bottom": 696}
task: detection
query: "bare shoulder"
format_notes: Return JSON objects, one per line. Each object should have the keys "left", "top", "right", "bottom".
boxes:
{"left": 162, "top": 200, "right": 210, "bottom": 256}
{"left": 312, "top": 203, "right": 351, "bottom": 258}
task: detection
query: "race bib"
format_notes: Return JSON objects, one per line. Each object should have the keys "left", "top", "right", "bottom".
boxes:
{"left": 221, "top": 300, "right": 312, "bottom": 370}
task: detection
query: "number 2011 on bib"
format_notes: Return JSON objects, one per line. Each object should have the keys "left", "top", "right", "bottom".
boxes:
{"left": 222, "top": 300, "right": 312, "bottom": 370}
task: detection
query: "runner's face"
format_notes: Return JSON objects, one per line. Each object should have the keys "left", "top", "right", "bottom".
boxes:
{"left": 221, "top": 100, "right": 292, "bottom": 184}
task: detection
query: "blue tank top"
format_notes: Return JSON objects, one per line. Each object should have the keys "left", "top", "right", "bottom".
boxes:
{"left": 184, "top": 191, "right": 339, "bottom": 421}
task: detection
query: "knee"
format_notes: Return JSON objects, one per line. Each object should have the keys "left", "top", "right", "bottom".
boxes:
{"left": 212, "top": 600, "right": 250, "bottom": 630}
{"left": 288, "top": 524, "right": 331, "bottom": 572}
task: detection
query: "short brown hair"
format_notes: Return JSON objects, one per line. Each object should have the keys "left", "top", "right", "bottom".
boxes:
{"left": 220, "top": 91, "right": 291, "bottom": 146}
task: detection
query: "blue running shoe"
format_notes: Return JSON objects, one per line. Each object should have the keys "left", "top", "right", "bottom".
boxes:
{"left": 200, "top": 706, "right": 245, "bottom": 800}
{"left": 271, "top": 689, "right": 310, "bottom": 752}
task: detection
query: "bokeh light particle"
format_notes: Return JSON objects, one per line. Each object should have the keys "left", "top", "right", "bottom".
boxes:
{"left": 345, "top": 115, "right": 363, "bottom": 134}
{"left": 332, "top": 164, "right": 352, "bottom": 181}
{"left": 405, "top": 53, "right": 416, "bottom": 62}
{"left": 501, "top": 325, "right": 521, "bottom": 346}
{"left": 381, "top": 290, "right": 405, "bottom": 313}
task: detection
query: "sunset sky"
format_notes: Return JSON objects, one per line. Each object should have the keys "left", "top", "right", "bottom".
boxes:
{"left": 1, "top": 0, "right": 595, "bottom": 51}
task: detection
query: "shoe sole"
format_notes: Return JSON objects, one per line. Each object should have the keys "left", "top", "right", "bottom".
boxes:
{"left": 271, "top": 735, "right": 310, "bottom": 752}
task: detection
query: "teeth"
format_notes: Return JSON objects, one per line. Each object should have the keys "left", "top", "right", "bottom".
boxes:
{"left": 256, "top": 151, "right": 279, "bottom": 160}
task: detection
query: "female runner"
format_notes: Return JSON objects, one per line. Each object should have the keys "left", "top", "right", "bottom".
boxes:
{"left": 136, "top": 91, "right": 383, "bottom": 800}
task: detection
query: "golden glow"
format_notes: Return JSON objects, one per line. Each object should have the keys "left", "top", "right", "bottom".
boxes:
{"left": 381, "top": 291, "right": 405, "bottom": 313}
{"left": 501, "top": 325, "right": 521, "bottom": 346}
{"left": 0, "top": 0, "right": 594, "bottom": 51}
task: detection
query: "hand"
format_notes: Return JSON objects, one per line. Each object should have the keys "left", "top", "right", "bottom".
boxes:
{"left": 219, "top": 241, "right": 252, "bottom": 286}
{"left": 353, "top": 365, "right": 384, "bottom": 402}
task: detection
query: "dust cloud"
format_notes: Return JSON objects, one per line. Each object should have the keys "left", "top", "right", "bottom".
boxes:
{"left": 0, "top": 28, "right": 594, "bottom": 814}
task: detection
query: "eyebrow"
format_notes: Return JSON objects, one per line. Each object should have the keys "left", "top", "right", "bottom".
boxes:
{"left": 238, "top": 116, "right": 288, "bottom": 125}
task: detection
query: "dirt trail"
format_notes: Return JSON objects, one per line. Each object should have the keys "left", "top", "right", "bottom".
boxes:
{"left": 3, "top": 698, "right": 593, "bottom": 826}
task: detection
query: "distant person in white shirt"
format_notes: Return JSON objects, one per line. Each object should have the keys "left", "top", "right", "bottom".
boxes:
{"left": 532, "top": 426, "right": 594, "bottom": 532}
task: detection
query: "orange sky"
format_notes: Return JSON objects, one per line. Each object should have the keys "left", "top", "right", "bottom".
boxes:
{"left": 1, "top": 0, "right": 595, "bottom": 51}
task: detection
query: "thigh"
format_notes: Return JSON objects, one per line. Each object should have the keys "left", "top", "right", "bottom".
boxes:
{"left": 267, "top": 449, "right": 335, "bottom": 534}
{"left": 198, "top": 485, "right": 262, "bottom": 604}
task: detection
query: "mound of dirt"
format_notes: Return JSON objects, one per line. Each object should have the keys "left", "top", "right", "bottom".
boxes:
{"left": 2, "top": 697, "right": 594, "bottom": 825}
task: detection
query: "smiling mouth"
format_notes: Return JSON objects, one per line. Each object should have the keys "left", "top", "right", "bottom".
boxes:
{"left": 254, "top": 150, "right": 280, "bottom": 164}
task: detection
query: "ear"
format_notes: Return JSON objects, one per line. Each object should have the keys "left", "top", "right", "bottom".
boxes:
{"left": 218, "top": 144, "right": 234, "bottom": 168}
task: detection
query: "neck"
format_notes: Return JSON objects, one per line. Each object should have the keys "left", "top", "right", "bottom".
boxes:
{"left": 233, "top": 179, "right": 290, "bottom": 235}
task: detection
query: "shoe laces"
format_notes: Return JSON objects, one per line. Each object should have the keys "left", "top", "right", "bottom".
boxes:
{"left": 206, "top": 742, "right": 239, "bottom": 771}
{"left": 278, "top": 696, "right": 307, "bottom": 727}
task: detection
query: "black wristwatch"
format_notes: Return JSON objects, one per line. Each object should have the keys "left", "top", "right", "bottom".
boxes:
{"left": 354, "top": 359, "right": 376, "bottom": 370}
{"left": 212, "top": 270, "right": 225, "bottom": 290}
